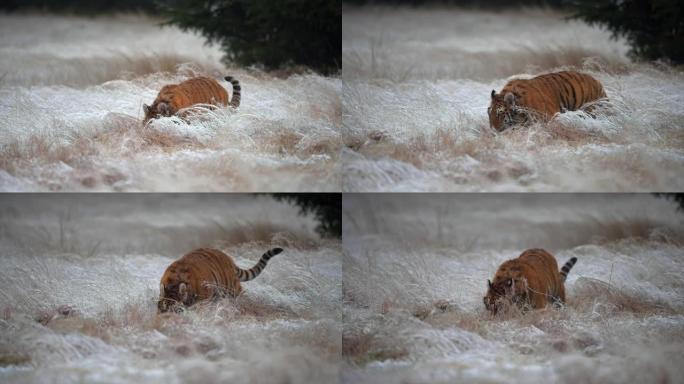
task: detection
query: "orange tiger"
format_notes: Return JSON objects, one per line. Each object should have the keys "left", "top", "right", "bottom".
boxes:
{"left": 157, "top": 247, "right": 282, "bottom": 313}
{"left": 488, "top": 71, "right": 606, "bottom": 131}
{"left": 143, "top": 75, "right": 241, "bottom": 125}
{"left": 483, "top": 248, "right": 577, "bottom": 314}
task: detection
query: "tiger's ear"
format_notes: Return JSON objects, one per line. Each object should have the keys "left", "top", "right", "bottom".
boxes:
{"left": 143, "top": 104, "right": 150, "bottom": 114}
{"left": 491, "top": 90, "right": 496, "bottom": 99}
{"left": 504, "top": 92, "right": 515, "bottom": 107}
{"left": 488, "top": 279, "right": 493, "bottom": 289}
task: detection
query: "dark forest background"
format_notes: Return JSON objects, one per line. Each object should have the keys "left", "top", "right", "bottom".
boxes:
{"left": 342, "top": 0, "right": 682, "bottom": 65}
{"left": 2, "top": 1, "right": 680, "bottom": 69}
{"left": 1, "top": 0, "right": 341, "bottom": 75}
{"left": 271, "top": 194, "right": 341, "bottom": 239}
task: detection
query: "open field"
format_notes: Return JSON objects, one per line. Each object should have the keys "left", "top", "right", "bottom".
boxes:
{"left": 343, "top": 194, "right": 684, "bottom": 383}
{"left": 0, "top": 195, "right": 341, "bottom": 383}
{"left": 0, "top": 14, "right": 341, "bottom": 191}
{"left": 343, "top": 7, "right": 684, "bottom": 191}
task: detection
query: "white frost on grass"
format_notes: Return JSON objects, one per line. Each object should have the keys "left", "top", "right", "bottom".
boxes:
{"left": 0, "top": 195, "right": 341, "bottom": 384}
{"left": 0, "top": 14, "right": 341, "bottom": 191}
{"left": 342, "top": 194, "right": 684, "bottom": 384}
{"left": 342, "top": 6, "right": 684, "bottom": 192}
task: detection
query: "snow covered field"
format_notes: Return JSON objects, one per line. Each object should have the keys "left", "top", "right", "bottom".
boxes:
{"left": 0, "top": 14, "right": 341, "bottom": 191}
{"left": 0, "top": 195, "right": 341, "bottom": 383}
{"left": 343, "top": 7, "right": 684, "bottom": 191}
{"left": 342, "top": 194, "right": 684, "bottom": 383}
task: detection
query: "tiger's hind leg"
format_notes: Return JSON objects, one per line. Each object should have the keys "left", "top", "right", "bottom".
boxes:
{"left": 583, "top": 104, "right": 599, "bottom": 119}
{"left": 209, "top": 97, "right": 220, "bottom": 109}
{"left": 581, "top": 99, "right": 608, "bottom": 119}
{"left": 551, "top": 284, "right": 566, "bottom": 308}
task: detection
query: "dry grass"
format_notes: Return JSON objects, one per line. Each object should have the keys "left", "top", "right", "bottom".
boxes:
{"left": 571, "top": 277, "right": 676, "bottom": 316}
{"left": 0, "top": 117, "right": 140, "bottom": 180}
{"left": 341, "top": 7, "right": 684, "bottom": 192}
{"left": 94, "top": 113, "right": 211, "bottom": 151}
{"left": 210, "top": 222, "right": 320, "bottom": 251}
{"left": 0, "top": 135, "right": 97, "bottom": 174}
{"left": 348, "top": 112, "right": 622, "bottom": 170}
{"left": 3, "top": 52, "right": 224, "bottom": 88}
{"left": 342, "top": 331, "right": 410, "bottom": 365}
{"left": 344, "top": 37, "right": 629, "bottom": 83}
{"left": 0, "top": 113, "right": 215, "bottom": 190}
{"left": 346, "top": 125, "right": 538, "bottom": 187}
{"left": 29, "top": 301, "right": 301, "bottom": 347}
{"left": 0, "top": 353, "right": 31, "bottom": 367}
{"left": 462, "top": 47, "right": 630, "bottom": 81}
{"left": 9, "top": 210, "right": 103, "bottom": 257}
{"left": 584, "top": 217, "right": 663, "bottom": 244}
{"left": 348, "top": 129, "right": 438, "bottom": 168}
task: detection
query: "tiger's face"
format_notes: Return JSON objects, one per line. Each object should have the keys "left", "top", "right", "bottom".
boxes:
{"left": 488, "top": 90, "right": 524, "bottom": 132}
{"left": 158, "top": 273, "right": 198, "bottom": 313}
{"left": 142, "top": 102, "right": 172, "bottom": 126}
{"left": 484, "top": 278, "right": 507, "bottom": 314}
{"left": 483, "top": 276, "right": 527, "bottom": 314}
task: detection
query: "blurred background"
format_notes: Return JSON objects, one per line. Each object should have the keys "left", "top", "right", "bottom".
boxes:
{"left": 0, "top": 0, "right": 342, "bottom": 192}
{"left": 1, "top": 0, "right": 341, "bottom": 74}
{"left": 0, "top": 193, "right": 341, "bottom": 384}
{"left": 343, "top": 0, "right": 682, "bottom": 65}
{"left": 342, "top": 0, "right": 684, "bottom": 192}
{"left": 342, "top": 193, "right": 684, "bottom": 383}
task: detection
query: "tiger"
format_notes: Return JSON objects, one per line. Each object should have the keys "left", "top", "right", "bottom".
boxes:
{"left": 483, "top": 248, "right": 577, "bottom": 314}
{"left": 488, "top": 71, "right": 606, "bottom": 132}
{"left": 143, "top": 75, "right": 241, "bottom": 125}
{"left": 157, "top": 247, "right": 282, "bottom": 313}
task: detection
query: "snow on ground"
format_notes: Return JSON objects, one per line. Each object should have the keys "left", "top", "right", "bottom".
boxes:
{"left": 343, "top": 7, "right": 684, "bottom": 191}
{"left": 0, "top": 14, "right": 341, "bottom": 191}
{"left": 0, "top": 195, "right": 341, "bottom": 384}
{"left": 342, "top": 194, "right": 684, "bottom": 383}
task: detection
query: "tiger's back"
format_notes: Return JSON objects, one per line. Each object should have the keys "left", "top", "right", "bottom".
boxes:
{"left": 157, "top": 247, "right": 283, "bottom": 312}
{"left": 483, "top": 248, "right": 578, "bottom": 314}
{"left": 157, "top": 77, "right": 229, "bottom": 111}
{"left": 159, "top": 248, "right": 242, "bottom": 306}
{"left": 489, "top": 71, "right": 606, "bottom": 131}
{"left": 143, "top": 75, "right": 241, "bottom": 125}
{"left": 504, "top": 71, "right": 606, "bottom": 117}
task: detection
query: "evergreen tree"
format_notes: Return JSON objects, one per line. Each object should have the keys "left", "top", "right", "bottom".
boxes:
{"left": 160, "top": 0, "right": 341, "bottom": 74}
{"left": 569, "top": 0, "right": 683, "bottom": 64}
{"left": 272, "top": 194, "right": 341, "bottom": 238}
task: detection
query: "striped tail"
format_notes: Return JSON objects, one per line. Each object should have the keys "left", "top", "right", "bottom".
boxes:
{"left": 236, "top": 248, "right": 282, "bottom": 282}
{"left": 560, "top": 257, "right": 578, "bottom": 282}
{"left": 224, "top": 76, "right": 241, "bottom": 108}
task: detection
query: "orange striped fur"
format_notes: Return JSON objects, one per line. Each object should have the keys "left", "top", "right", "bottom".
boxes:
{"left": 143, "top": 76, "right": 241, "bottom": 125}
{"left": 157, "top": 247, "right": 282, "bottom": 313}
{"left": 484, "top": 248, "right": 577, "bottom": 314}
{"left": 488, "top": 71, "right": 606, "bottom": 131}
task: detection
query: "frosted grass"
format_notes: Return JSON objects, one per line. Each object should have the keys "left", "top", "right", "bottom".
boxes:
{"left": 0, "top": 195, "right": 341, "bottom": 384}
{"left": 0, "top": 14, "right": 341, "bottom": 191}
{"left": 342, "top": 7, "right": 684, "bottom": 192}
{"left": 342, "top": 194, "right": 684, "bottom": 384}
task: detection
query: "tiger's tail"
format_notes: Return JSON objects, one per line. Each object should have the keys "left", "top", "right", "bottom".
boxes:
{"left": 560, "top": 257, "right": 578, "bottom": 282}
{"left": 224, "top": 76, "right": 241, "bottom": 108}
{"left": 236, "top": 248, "right": 282, "bottom": 282}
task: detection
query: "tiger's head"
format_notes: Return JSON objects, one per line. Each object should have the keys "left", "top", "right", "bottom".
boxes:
{"left": 483, "top": 274, "right": 528, "bottom": 314}
{"left": 488, "top": 90, "right": 525, "bottom": 132}
{"left": 142, "top": 102, "right": 172, "bottom": 126}
{"left": 158, "top": 267, "right": 198, "bottom": 313}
